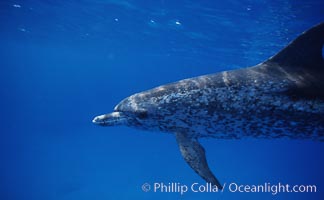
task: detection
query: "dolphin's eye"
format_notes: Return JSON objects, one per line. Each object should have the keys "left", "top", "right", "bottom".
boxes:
{"left": 136, "top": 110, "right": 148, "bottom": 119}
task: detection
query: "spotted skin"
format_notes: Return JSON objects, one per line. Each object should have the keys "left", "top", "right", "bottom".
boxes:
{"left": 111, "top": 68, "right": 323, "bottom": 140}
{"left": 93, "top": 23, "right": 324, "bottom": 188}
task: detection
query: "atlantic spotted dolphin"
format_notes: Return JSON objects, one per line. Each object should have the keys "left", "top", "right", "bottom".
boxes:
{"left": 93, "top": 23, "right": 324, "bottom": 189}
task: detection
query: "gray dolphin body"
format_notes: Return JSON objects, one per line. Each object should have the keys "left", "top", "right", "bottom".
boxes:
{"left": 93, "top": 23, "right": 324, "bottom": 188}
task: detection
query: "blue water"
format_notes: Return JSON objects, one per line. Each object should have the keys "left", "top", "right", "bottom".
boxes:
{"left": 0, "top": 0, "right": 323, "bottom": 199}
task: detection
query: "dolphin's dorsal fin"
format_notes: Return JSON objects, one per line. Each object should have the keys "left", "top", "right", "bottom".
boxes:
{"left": 175, "top": 132, "right": 222, "bottom": 189}
{"left": 265, "top": 22, "right": 324, "bottom": 72}
{"left": 258, "top": 22, "right": 324, "bottom": 98}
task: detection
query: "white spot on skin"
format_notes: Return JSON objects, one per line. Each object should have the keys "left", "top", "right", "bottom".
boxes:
{"left": 114, "top": 18, "right": 119, "bottom": 22}
{"left": 156, "top": 86, "right": 165, "bottom": 92}
{"left": 129, "top": 95, "right": 140, "bottom": 110}
{"left": 222, "top": 72, "right": 230, "bottom": 86}
{"left": 175, "top": 21, "right": 181, "bottom": 25}
{"left": 111, "top": 112, "right": 121, "bottom": 117}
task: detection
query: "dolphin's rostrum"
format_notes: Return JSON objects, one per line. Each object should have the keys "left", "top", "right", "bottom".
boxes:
{"left": 93, "top": 23, "right": 324, "bottom": 189}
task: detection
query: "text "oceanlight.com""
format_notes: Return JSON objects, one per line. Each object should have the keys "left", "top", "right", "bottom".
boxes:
{"left": 141, "top": 182, "right": 317, "bottom": 195}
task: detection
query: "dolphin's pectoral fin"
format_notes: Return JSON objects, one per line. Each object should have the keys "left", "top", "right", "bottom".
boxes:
{"left": 175, "top": 132, "right": 222, "bottom": 189}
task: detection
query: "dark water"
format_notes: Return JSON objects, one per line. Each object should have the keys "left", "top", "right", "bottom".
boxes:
{"left": 0, "top": 0, "right": 323, "bottom": 199}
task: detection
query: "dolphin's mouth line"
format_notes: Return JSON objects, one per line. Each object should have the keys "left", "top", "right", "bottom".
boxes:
{"left": 92, "top": 112, "right": 128, "bottom": 126}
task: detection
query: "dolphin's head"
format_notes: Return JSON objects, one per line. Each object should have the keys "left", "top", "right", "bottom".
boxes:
{"left": 92, "top": 87, "right": 172, "bottom": 130}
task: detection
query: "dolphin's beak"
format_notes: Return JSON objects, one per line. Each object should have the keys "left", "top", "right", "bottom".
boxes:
{"left": 92, "top": 112, "right": 127, "bottom": 126}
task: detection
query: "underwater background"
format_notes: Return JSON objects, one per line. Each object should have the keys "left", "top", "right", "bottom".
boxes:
{"left": 0, "top": 0, "right": 323, "bottom": 199}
